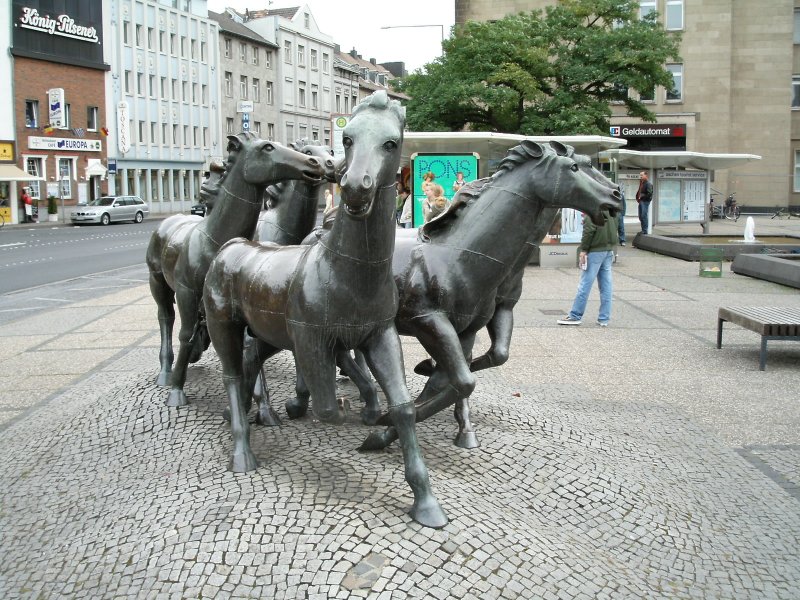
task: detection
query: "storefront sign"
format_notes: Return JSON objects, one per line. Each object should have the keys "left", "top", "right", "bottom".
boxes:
{"left": 610, "top": 124, "right": 685, "bottom": 138}
{"left": 28, "top": 136, "right": 101, "bottom": 151}
{"left": 48, "top": 88, "right": 65, "bottom": 127}
{"left": 658, "top": 170, "right": 706, "bottom": 179}
{"left": 19, "top": 7, "right": 99, "bottom": 44}
{"left": 117, "top": 101, "right": 130, "bottom": 154}
{"left": 0, "top": 141, "right": 15, "bottom": 162}
{"left": 237, "top": 101, "right": 254, "bottom": 113}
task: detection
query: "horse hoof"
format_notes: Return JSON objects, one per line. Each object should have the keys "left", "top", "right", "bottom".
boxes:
{"left": 228, "top": 451, "right": 258, "bottom": 473}
{"left": 156, "top": 371, "right": 170, "bottom": 386}
{"left": 413, "top": 359, "right": 435, "bottom": 377}
{"left": 165, "top": 389, "right": 188, "bottom": 407}
{"left": 256, "top": 406, "right": 281, "bottom": 427}
{"left": 313, "top": 407, "right": 346, "bottom": 425}
{"left": 221, "top": 407, "right": 231, "bottom": 422}
{"left": 358, "top": 430, "right": 392, "bottom": 451}
{"left": 454, "top": 431, "right": 480, "bottom": 449}
{"left": 285, "top": 399, "right": 308, "bottom": 419}
{"left": 409, "top": 498, "right": 448, "bottom": 529}
{"left": 360, "top": 406, "right": 381, "bottom": 426}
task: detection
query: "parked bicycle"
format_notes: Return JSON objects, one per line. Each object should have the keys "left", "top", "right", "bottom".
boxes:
{"left": 722, "top": 192, "right": 740, "bottom": 221}
{"left": 770, "top": 206, "right": 800, "bottom": 220}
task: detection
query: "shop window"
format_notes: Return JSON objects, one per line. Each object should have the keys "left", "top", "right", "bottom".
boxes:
{"left": 25, "top": 100, "right": 38, "bottom": 128}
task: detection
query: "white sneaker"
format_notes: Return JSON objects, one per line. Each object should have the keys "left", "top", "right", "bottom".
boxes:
{"left": 596, "top": 320, "right": 608, "bottom": 327}
{"left": 557, "top": 316, "right": 582, "bottom": 325}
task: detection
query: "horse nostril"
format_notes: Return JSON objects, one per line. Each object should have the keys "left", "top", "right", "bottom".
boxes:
{"left": 362, "top": 175, "right": 373, "bottom": 188}
{"left": 612, "top": 190, "right": 621, "bottom": 199}
{"left": 340, "top": 173, "right": 349, "bottom": 187}
{"left": 308, "top": 157, "right": 320, "bottom": 166}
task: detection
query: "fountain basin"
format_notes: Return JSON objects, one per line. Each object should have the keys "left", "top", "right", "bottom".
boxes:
{"left": 732, "top": 253, "right": 800, "bottom": 289}
{"left": 633, "top": 233, "right": 800, "bottom": 261}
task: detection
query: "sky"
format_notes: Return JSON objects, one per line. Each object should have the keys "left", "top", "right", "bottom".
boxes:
{"left": 206, "top": 0, "right": 455, "bottom": 73}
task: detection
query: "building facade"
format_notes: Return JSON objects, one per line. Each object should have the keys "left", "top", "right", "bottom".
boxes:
{"left": 103, "top": 0, "right": 222, "bottom": 213}
{"left": 456, "top": 0, "right": 797, "bottom": 211}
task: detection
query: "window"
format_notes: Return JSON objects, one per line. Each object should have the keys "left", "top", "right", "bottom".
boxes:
{"left": 25, "top": 157, "right": 43, "bottom": 199}
{"left": 162, "top": 122, "right": 168, "bottom": 145}
{"left": 137, "top": 72, "right": 144, "bottom": 95}
{"left": 265, "top": 50, "right": 272, "bottom": 68}
{"left": 240, "top": 42, "right": 247, "bottom": 62}
{"left": 284, "top": 41, "right": 292, "bottom": 64}
{"left": 181, "top": 36, "right": 187, "bottom": 58}
{"left": 611, "top": 83, "right": 627, "bottom": 103}
{"left": 58, "top": 159, "right": 72, "bottom": 198}
{"left": 193, "top": 126, "right": 199, "bottom": 145}
{"left": 87, "top": 106, "right": 98, "bottom": 131}
{"left": 793, "top": 76, "right": 800, "bottom": 108}
{"left": 224, "top": 72, "right": 233, "bottom": 97}
{"left": 139, "top": 120, "right": 146, "bottom": 144}
{"left": 311, "top": 49, "right": 317, "bottom": 69}
{"left": 192, "top": 83, "right": 198, "bottom": 103}
{"left": 640, "top": 1, "right": 656, "bottom": 20}
{"left": 149, "top": 74, "right": 156, "bottom": 97}
{"left": 344, "top": 96, "right": 349, "bottom": 113}
{"left": 182, "top": 81, "right": 188, "bottom": 102}
{"left": 161, "top": 76, "right": 167, "bottom": 97}
{"left": 266, "top": 81, "right": 274, "bottom": 104}
{"left": 124, "top": 71, "right": 132, "bottom": 94}
{"left": 639, "top": 87, "right": 655, "bottom": 102}
{"left": 159, "top": 30, "right": 166, "bottom": 53}
{"left": 268, "top": 123, "right": 275, "bottom": 139}
{"left": 172, "top": 78, "right": 179, "bottom": 99}
{"left": 297, "top": 45, "right": 305, "bottom": 66}
{"left": 298, "top": 82, "right": 306, "bottom": 107}
{"left": 25, "top": 100, "right": 38, "bottom": 128}
{"left": 184, "top": 125, "right": 189, "bottom": 146}
{"left": 252, "top": 78, "right": 261, "bottom": 102}
{"left": 666, "top": 64, "right": 683, "bottom": 101}
{"left": 135, "top": 24, "right": 142, "bottom": 46}
{"left": 226, "top": 117, "right": 234, "bottom": 133}
{"left": 224, "top": 37, "right": 232, "bottom": 58}
{"left": 794, "top": 150, "right": 800, "bottom": 192}
{"left": 322, "top": 52, "right": 329, "bottom": 73}
{"left": 173, "top": 124, "right": 179, "bottom": 144}
{"left": 240, "top": 76, "right": 248, "bottom": 99}
{"left": 147, "top": 27, "right": 154, "bottom": 49}
{"left": 253, "top": 121, "right": 261, "bottom": 136}
{"left": 201, "top": 41, "right": 206, "bottom": 61}
{"left": 151, "top": 122, "right": 158, "bottom": 144}
{"left": 311, "top": 84, "right": 318, "bottom": 109}
{"left": 795, "top": 10, "right": 800, "bottom": 44}
{"left": 203, "top": 127, "right": 209, "bottom": 146}
{"left": 666, "top": 0, "right": 683, "bottom": 30}
{"left": 304, "top": 12, "right": 310, "bottom": 28}
{"left": 252, "top": 47, "right": 259, "bottom": 65}
{"left": 202, "top": 84, "right": 207, "bottom": 104}
{"left": 335, "top": 93, "right": 341, "bottom": 113}
{"left": 123, "top": 21, "right": 130, "bottom": 45}
{"left": 286, "top": 123, "right": 294, "bottom": 143}
{"left": 170, "top": 33, "right": 176, "bottom": 55}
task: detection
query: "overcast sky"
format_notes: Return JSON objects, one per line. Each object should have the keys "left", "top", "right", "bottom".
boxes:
{"left": 206, "top": 1, "right": 455, "bottom": 72}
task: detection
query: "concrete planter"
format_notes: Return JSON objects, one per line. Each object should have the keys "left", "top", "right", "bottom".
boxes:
{"left": 48, "top": 214, "right": 59, "bottom": 222}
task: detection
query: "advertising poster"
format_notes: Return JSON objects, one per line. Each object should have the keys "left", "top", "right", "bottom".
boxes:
{"left": 410, "top": 153, "right": 479, "bottom": 227}
{"left": 543, "top": 208, "right": 584, "bottom": 244}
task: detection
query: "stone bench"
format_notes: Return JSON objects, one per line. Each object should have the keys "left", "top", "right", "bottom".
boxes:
{"left": 717, "top": 306, "right": 800, "bottom": 371}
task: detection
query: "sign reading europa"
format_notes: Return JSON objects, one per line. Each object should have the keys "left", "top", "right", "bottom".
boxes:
{"left": 19, "top": 7, "right": 99, "bottom": 44}
{"left": 28, "top": 137, "right": 102, "bottom": 152}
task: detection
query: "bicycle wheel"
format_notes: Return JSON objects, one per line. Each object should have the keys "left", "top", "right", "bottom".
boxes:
{"left": 733, "top": 205, "right": 740, "bottom": 221}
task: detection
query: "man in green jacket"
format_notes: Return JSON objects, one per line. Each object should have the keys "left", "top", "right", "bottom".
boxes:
{"left": 557, "top": 209, "right": 619, "bottom": 327}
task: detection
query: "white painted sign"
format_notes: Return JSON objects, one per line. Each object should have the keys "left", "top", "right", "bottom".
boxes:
{"left": 48, "top": 88, "right": 65, "bottom": 127}
{"left": 331, "top": 114, "right": 350, "bottom": 157}
{"left": 237, "top": 101, "right": 254, "bottom": 113}
{"left": 19, "top": 7, "right": 99, "bottom": 44}
{"left": 29, "top": 137, "right": 102, "bottom": 152}
{"left": 117, "top": 101, "right": 130, "bottom": 154}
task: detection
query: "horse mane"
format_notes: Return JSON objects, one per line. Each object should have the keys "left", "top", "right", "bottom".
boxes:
{"left": 420, "top": 141, "right": 547, "bottom": 239}
{"left": 351, "top": 89, "right": 406, "bottom": 125}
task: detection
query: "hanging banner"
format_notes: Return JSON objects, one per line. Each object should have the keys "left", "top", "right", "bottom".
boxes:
{"left": 117, "top": 101, "right": 130, "bottom": 154}
{"left": 48, "top": 88, "right": 65, "bottom": 128}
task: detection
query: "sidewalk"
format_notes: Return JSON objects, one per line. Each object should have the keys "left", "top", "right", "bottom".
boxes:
{"left": 0, "top": 216, "right": 798, "bottom": 599}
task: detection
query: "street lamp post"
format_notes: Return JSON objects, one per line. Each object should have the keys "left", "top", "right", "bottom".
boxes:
{"left": 380, "top": 24, "right": 445, "bottom": 42}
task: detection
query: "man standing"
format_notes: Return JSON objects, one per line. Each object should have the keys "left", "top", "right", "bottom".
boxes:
{"left": 635, "top": 171, "right": 653, "bottom": 234}
{"left": 21, "top": 187, "right": 33, "bottom": 223}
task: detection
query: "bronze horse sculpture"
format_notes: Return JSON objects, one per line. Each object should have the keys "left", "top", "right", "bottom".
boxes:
{"left": 146, "top": 132, "right": 329, "bottom": 407}
{"left": 202, "top": 90, "right": 447, "bottom": 528}
{"left": 355, "top": 140, "right": 621, "bottom": 451}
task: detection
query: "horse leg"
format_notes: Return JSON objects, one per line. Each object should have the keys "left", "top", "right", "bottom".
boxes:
{"left": 360, "top": 326, "right": 447, "bottom": 529}
{"left": 338, "top": 350, "right": 380, "bottom": 425}
{"left": 292, "top": 334, "right": 343, "bottom": 424}
{"left": 205, "top": 313, "right": 259, "bottom": 472}
{"left": 453, "top": 332, "right": 478, "bottom": 449}
{"left": 165, "top": 285, "right": 200, "bottom": 407}
{"left": 285, "top": 354, "right": 311, "bottom": 419}
{"left": 243, "top": 335, "right": 281, "bottom": 427}
{"left": 470, "top": 304, "right": 514, "bottom": 373}
{"left": 149, "top": 272, "right": 175, "bottom": 386}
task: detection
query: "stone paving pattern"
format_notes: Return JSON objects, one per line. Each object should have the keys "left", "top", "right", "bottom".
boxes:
{"left": 1, "top": 217, "right": 799, "bottom": 599}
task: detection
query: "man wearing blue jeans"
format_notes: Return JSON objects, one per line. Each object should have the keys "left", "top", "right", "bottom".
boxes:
{"left": 557, "top": 208, "right": 619, "bottom": 327}
{"left": 636, "top": 171, "right": 653, "bottom": 234}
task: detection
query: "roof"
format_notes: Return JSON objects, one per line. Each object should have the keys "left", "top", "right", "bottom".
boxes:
{"left": 245, "top": 7, "right": 299, "bottom": 21}
{"left": 337, "top": 50, "right": 394, "bottom": 77}
{"left": 599, "top": 149, "right": 762, "bottom": 171}
{"left": 401, "top": 132, "right": 626, "bottom": 168}
{"left": 208, "top": 11, "right": 275, "bottom": 47}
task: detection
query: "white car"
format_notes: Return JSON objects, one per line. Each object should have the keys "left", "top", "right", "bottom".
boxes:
{"left": 70, "top": 195, "right": 150, "bottom": 225}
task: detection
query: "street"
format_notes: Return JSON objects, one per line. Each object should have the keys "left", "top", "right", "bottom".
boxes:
{"left": 0, "top": 220, "right": 158, "bottom": 295}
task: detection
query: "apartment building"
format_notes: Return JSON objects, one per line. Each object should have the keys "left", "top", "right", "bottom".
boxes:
{"left": 456, "top": 0, "right": 797, "bottom": 211}
{"left": 103, "top": 0, "right": 222, "bottom": 213}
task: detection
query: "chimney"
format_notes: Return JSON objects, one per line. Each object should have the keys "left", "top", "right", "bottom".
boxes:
{"left": 370, "top": 58, "right": 376, "bottom": 65}
{"left": 334, "top": 43, "right": 340, "bottom": 53}
{"left": 349, "top": 47, "right": 358, "bottom": 58}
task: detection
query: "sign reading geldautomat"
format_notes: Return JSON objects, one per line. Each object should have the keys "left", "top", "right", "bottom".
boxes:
{"left": 609, "top": 124, "right": 685, "bottom": 138}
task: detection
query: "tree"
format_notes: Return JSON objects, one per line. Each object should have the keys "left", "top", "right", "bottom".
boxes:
{"left": 397, "top": 0, "right": 682, "bottom": 135}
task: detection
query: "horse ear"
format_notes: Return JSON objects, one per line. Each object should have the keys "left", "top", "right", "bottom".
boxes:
{"left": 227, "top": 135, "right": 243, "bottom": 153}
{"left": 519, "top": 140, "right": 543, "bottom": 158}
{"left": 549, "top": 140, "right": 569, "bottom": 156}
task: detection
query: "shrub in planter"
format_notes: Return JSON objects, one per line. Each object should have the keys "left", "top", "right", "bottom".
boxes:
{"left": 47, "top": 195, "right": 58, "bottom": 214}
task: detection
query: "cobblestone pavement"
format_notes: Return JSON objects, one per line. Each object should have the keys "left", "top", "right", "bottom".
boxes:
{"left": 1, "top": 216, "right": 799, "bottom": 599}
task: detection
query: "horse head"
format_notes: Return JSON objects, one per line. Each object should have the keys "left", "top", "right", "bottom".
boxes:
{"left": 501, "top": 140, "right": 620, "bottom": 225}
{"left": 225, "top": 132, "right": 326, "bottom": 188}
{"left": 339, "top": 90, "right": 405, "bottom": 219}
{"left": 198, "top": 160, "right": 225, "bottom": 215}
{"left": 291, "top": 138, "right": 337, "bottom": 183}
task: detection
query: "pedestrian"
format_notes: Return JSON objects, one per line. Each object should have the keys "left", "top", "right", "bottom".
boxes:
{"left": 617, "top": 185, "right": 626, "bottom": 246}
{"left": 21, "top": 187, "right": 33, "bottom": 223}
{"left": 452, "top": 171, "right": 466, "bottom": 193}
{"left": 422, "top": 183, "right": 447, "bottom": 223}
{"left": 398, "top": 187, "right": 413, "bottom": 228}
{"left": 323, "top": 188, "right": 336, "bottom": 220}
{"left": 635, "top": 170, "right": 653, "bottom": 234}
{"left": 557, "top": 208, "right": 619, "bottom": 327}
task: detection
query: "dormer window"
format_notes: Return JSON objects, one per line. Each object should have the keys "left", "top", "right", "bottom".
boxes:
{"left": 304, "top": 13, "right": 310, "bottom": 28}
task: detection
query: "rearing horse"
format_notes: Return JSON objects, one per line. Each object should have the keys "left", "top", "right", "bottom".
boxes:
{"left": 360, "top": 140, "right": 621, "bottom": 451}
{"left": 146, "top": 132, "right": 328, "bottom": 407}
{"left": 203, "top": 90, "right": 447, "bottom": 528}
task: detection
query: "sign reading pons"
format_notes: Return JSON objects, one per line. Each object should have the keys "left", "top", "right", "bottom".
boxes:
{"left": 28, "top": 137, "right": 102, "bottom": 152}
{"left": 19, "top": 7, "right": 100, "bottom": 44}
{"left": 610, "top": 124, "right": 686, "bottom": 138}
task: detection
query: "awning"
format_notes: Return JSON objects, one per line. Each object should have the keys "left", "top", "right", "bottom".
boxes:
{"left": 402, "top": 132, "right": 626, "bottom": 168}
{"left": 599, "top": 149, "right": 761, "bottom": 171}
{"left": 85, "top": 159, "right": 108, "bottom": 179}
{"left": 0, "top": 164, "right": 43, "bottom": 181}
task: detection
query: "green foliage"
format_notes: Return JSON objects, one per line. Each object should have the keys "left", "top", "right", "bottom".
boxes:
{"left": 47, "top": 195, "right": 58, "bottom": 214}
{"left": 398, "top": 0, "right": 681, "bottom": 135}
